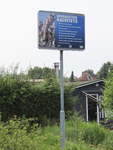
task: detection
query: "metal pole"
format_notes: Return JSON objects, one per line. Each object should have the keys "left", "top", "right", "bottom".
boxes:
{"left": 86, "top": 95, "right": 88, "bottom": 122}
{"left": 60, "top": 50, "right": 65, "bottom": 149}
{"left": 97, "top": 95, "right": 99, "bottom": 124}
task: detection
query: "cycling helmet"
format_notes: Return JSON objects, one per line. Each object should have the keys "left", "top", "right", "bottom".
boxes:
{"left": 50, "top": 13, "right": 55, "bottom": 17}
{"left": 39, "top": 20, "right": 43, "bottom": 24}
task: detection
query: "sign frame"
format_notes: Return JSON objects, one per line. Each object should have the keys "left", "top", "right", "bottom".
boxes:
{"left": 38, "top": 10, "right": 85, "bottom": 51}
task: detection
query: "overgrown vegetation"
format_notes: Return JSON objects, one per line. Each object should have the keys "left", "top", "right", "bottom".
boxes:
{"left": 1, "top": 64, "right": 113, "bottom": 149}
{"left": 102, "top": 71, "right": 113, "bottom": 121}
{"left": 0, "top": 65, "right": 77, "bottom": 124}
{"left": 28, "top": 66, "right": 56, "bottom": 79}
{"left": 81, "top": 61, "right": 113, "bottom": 80}
{"left": 0, "top": 112, "right": 113, "bottom": 150}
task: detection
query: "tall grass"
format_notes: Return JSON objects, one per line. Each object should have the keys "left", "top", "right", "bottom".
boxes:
{"left": 65, "top": 111, "right": 113, "bottom": 149}
{"left": 0, "top": 112, "right": 113, "bottom": 150}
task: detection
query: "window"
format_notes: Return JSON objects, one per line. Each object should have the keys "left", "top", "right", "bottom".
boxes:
{"left": 88, "top": 76, "right": 92, "bottom": 81}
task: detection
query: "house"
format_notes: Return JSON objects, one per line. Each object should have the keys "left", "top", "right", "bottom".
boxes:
{"left": 26, "top": 79, "right": 44, "bottom": 84}
{"left": 73, "top": 80, "right": 105, "bottom": 124}
{"left": 75, "top": 73, "right": 97, "bottom": 83}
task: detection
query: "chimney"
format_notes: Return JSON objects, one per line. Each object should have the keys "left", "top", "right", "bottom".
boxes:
{"left": 54, "top": 62, "right": 59, "bottom": 80}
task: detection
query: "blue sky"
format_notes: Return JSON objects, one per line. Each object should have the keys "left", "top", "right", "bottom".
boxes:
{"left": 38, "top": 11, "right": 51, "bottom": 25}
{"left": 0, "top": 0, "right": 113, "bottom": 77}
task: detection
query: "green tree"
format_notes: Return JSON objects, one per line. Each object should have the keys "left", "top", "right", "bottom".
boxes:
{"left": 96, "top": 61, "right": 112, "bottom": 79}
{"left": 42, "top": 67, "right": 55, "bottom": 79}
{"left": 82, "top": 69, "right": 96, "bottom": 78}
{"left": 28, "top": 66, "right": 43, "bottom": 79}
{"left": 28, "top": 66, "right": 56, "bottom": 79}
{"left": 63, "top": 77, "right": 70, "bottom": 83}
{"left": 102, "top": 71, "right": 113, "bottom": 119}
{"left": 70, "top": 71, "right": 74, "bottom": 82}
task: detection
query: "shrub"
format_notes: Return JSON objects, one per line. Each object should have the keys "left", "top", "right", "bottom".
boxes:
{"left": 0, "top": 114, "right": 61, "bottom": 150}
{"left": 0, "top": 112, "right": 113, "bottom": 150}
{"left": 0, "top": 65, "right": 77, "bottom": 124}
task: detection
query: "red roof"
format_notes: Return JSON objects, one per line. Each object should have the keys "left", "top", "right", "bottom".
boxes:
{"left": 76, "top": 73, "right": 97, "bottom": 82}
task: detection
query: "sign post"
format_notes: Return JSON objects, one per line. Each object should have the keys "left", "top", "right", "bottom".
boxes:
{"left": 38, "top": 10, "right": 85, "bottom": 149}
{"left": 38, "top": 10, "right": 85, "bottom": 51}
{"left": 60, "top": 50, "right": 65, "bottom": 148}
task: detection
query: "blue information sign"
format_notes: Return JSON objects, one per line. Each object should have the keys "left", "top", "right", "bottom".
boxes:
{"left": 38, "top": 10, "right": 85, "bottom": 51}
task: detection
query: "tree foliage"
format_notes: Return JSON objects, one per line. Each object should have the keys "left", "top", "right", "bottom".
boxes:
{"left": 42, "top": 67, "right": 55, "bottom": 79}
{"left": 70, "top": 71, "right": 74, "bottom": 82}
{"left": 28, "top": 66, "right": 56, "bottom": 79}
{"left": 81, "top": 62, "right": 113, "bottom": 80}
{"left": 82, "top": 69, "right": 96, "bottom": 78}
{"left": 63, "top": 77, "right": 70, "bottom": 83}
{"left": 102, "top": 71, "right": 113, "bottom": 118}
{"left": 0, "top": 65, "right": 77, "bottom": 123}
{"left": 96, "top": 61, "right": 113, "bottom": 79}
{"left": 28, "top": 66, "right": 43, "bottom": 79}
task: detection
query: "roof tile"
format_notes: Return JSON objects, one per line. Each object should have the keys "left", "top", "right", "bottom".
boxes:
{"left": 76, "top": 73, "right": 97, "bottom": 82}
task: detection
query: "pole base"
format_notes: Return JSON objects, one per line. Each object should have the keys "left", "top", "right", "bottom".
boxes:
{"left": 60, "top": 111, "right": 65, "bottom": 149}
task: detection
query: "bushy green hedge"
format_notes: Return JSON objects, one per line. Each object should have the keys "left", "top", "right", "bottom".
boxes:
{"left": 0, "top": 67, "right": 77, "bottom": 124}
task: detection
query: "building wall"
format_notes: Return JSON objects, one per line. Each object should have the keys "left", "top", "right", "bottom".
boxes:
{"left": 73, "top": 81, "right": 104, "bottom": 121}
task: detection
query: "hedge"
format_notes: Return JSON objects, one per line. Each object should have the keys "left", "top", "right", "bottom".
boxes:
{"left": 0, "top": 68, "right": 77, "bottom": 124}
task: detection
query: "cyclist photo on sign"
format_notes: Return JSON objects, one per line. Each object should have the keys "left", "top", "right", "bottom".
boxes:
{"left": 38, "top": 12, "right": 55, "bottom": 48}
{"left": 38, "top": 20, "right": 43, "bottom": 43}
